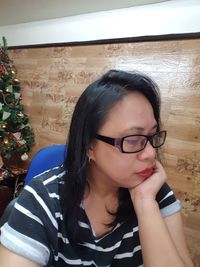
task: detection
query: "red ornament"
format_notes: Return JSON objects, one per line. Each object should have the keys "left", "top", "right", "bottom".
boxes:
{"left": 0, "top": 169, "right": 4, "bottom": 180}
{"left": 0, "top": 64, "right": 5, "bottom": 75}
{"left": 9, "top": 133, "right": 15, "bottom": 139}
{"left": 14, "top": 142, "right": 23, "bottom": 148}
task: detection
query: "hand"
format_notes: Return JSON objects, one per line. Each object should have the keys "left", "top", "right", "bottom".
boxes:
{"left": 129, "top": 160, "right": 167, "bottom": 204}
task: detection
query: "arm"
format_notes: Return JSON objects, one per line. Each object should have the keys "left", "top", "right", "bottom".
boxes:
{"left": 0, "top": 245, "right": 41, "bottom": 267}
{"left": 0, "top": 177, "right": 55, "bottom": 267}
{"left": 129, "top": 161, "right": 194, "bottom": 267}
{"left": 164, "top": 212, "right": 194, "bottom": 267}
{"left": 134, "top": 200, "right": 193, "bottom": 267}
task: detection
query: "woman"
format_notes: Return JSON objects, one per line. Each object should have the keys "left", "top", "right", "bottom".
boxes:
{"left": 0, "top": 70, "right": 193, "bottom": 266}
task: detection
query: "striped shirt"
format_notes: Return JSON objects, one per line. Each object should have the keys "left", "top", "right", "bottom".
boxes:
{"left": 0, "top": 165, "right": 181, "bottom": 267}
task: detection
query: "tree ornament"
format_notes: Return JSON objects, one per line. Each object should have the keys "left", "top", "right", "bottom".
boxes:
{"left": 21, "top": 153, "right": 28, "bottom": 161}
{"left": 0, "top": 169, "right": 3, "bottom": 181}
{"left": 5, "top": 85, "right": 13, "bottom": 93}
{"left": 0, "top": 64, "right": 5, "bottom": 75}
{"left": 2, "top": 111, "right": 11, "bottom": 120}
{"left": 13, "top": 132, "right": 21, "bottom": 140}
{"left": 17, "top": 112, "right": 24, "bottom": 118}
{"left": 18, "top": 139, "right": 26, "bottom": 145}
{"left": 14, "top": 92, "right": 20, "bottom": 99}
{"left": 9, "top": 132, "right": 15, "bottom": 139}
{"left": 0, "top": 155, "right": 3, "bottom": 168}
{"left": 15, "top": 142, "right": 23, "bottom": 148}
{"left": 19, "top": 124, "right": 25, "bottom": 129}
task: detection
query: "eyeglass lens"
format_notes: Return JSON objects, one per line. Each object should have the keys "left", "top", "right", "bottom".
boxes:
{"left": 122, "top": 131, "right": 166, "bottom": 153}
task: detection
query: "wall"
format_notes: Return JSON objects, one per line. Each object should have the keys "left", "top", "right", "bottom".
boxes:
{"left": 9, "top": 38, "right": 200, "bottom": 265}
{"left": 0, "top": 0, "right": 200, "bottom": 46}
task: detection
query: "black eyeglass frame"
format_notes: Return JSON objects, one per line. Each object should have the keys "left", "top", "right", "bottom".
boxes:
{"left": 96, "top": 130, "right": 167, "bottom": 154}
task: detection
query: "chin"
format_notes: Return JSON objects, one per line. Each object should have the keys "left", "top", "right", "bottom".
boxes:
{"left": 123, "top": 177, "right": 144, "bottom": 189}
{"left": 119, "top": 180, "right": 139, "bottom": 189}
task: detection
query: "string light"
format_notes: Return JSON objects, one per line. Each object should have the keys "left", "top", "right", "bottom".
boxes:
{"left": 3, "top": 137, "right": 9, "bottom": 144}
{"left": 13, "top": 78, "right": 19, "bottom": 83}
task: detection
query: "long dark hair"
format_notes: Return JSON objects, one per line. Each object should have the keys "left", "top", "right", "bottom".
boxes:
{"left": 61, "top": 69, "right": 161, "bottom": 243}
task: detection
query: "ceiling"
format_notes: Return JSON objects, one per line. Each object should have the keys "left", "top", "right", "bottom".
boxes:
{"left": 0, "top": 0, "right": 169, "bottom": 26}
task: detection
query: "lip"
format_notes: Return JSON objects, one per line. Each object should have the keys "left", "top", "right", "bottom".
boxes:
{"left": 136, "top": 168, "right": 154, "bottom": 178}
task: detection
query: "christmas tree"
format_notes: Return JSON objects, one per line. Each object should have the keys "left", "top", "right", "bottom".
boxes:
{"left": 0, "top": 37, "right": 35, "bottom": 162}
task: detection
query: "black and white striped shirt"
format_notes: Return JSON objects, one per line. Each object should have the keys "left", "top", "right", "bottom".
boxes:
{"left": 0, "top": 166, "right": 181, "bottom": 267}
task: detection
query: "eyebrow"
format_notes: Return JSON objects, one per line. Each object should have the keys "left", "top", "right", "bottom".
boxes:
{"left": 122, "top": 124, "right": 158, "bottom": 133}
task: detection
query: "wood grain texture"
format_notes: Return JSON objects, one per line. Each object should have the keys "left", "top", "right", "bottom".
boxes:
{"left": 9, "top": 38, "right": 200, "bottom": 265}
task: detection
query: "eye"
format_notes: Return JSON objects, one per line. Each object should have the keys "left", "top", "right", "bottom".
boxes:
{"left": 122, "top": 136, "right": 148, "bottom": 152}
{"left": 124, "top": 136, "right": 141, "bottom": 145}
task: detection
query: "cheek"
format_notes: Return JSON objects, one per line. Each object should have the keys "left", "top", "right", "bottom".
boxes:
{"left": 93, "top": 146, "right": 137, "bottom": 179}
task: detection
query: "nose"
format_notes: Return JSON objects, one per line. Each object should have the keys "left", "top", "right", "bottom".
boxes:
{"left": 137, "top": 140, "right": 156, "bottom": 160}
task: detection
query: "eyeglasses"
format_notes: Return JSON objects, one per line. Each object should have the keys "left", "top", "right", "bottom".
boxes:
{"left": 96, "top": 130, "right": 167, "bottom": 153}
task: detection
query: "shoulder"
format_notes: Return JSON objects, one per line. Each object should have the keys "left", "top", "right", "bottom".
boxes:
{"left": 14, "top": 165, "right": 66, "bottom": 219}
{"left": 0, "top": 166, "right": 66, "bottom": 266}
{"left": 25, "top": 165, "right": 66, "bottom": 195}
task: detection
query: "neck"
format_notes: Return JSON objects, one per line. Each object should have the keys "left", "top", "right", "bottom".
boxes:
{"left": 85, "top": 167, "right": 119, "bottom": 199}
{"left": 83, "top": 166, "right": 119, "bottom": 213}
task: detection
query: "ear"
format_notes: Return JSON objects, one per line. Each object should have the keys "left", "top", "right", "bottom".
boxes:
{"left": 87, "top": 143, "right": 95, "bottom": 161}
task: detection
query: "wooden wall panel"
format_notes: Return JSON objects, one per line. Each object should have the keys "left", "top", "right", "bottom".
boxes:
{"left": 9, "top": 38, "right": 200, "bottom": 265}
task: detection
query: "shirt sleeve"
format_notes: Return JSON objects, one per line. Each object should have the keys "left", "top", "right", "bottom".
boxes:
{"left": 0, "top": 175, "right": 58, "bottom": 266}
{"left": 156, "top": 182, "right": 181, "bottom": 217}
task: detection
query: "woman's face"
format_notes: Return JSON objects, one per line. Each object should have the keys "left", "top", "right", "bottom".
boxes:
{"left": 88, "top": 92, "right": 158, "bottom": 190}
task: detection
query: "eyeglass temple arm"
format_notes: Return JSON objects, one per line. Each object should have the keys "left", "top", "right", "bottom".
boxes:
{"left": 96, "top": 134, "right": 115, "bottom": 145}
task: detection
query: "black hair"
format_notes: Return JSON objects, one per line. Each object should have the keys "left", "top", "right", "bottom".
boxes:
{"left": 60, "top": 69, "right": 161, "bottom": 243}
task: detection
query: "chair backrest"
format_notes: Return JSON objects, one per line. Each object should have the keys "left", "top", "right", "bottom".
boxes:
{"left": 24, "top": 144, "right": 67, "bottom": 185}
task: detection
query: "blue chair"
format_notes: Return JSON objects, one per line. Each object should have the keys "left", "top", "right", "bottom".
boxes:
{"left": 0, "top": 144, "right": 67, "bottom": 227}
{"left": 25, "top": 144, "right": 67, "bottom": 185}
